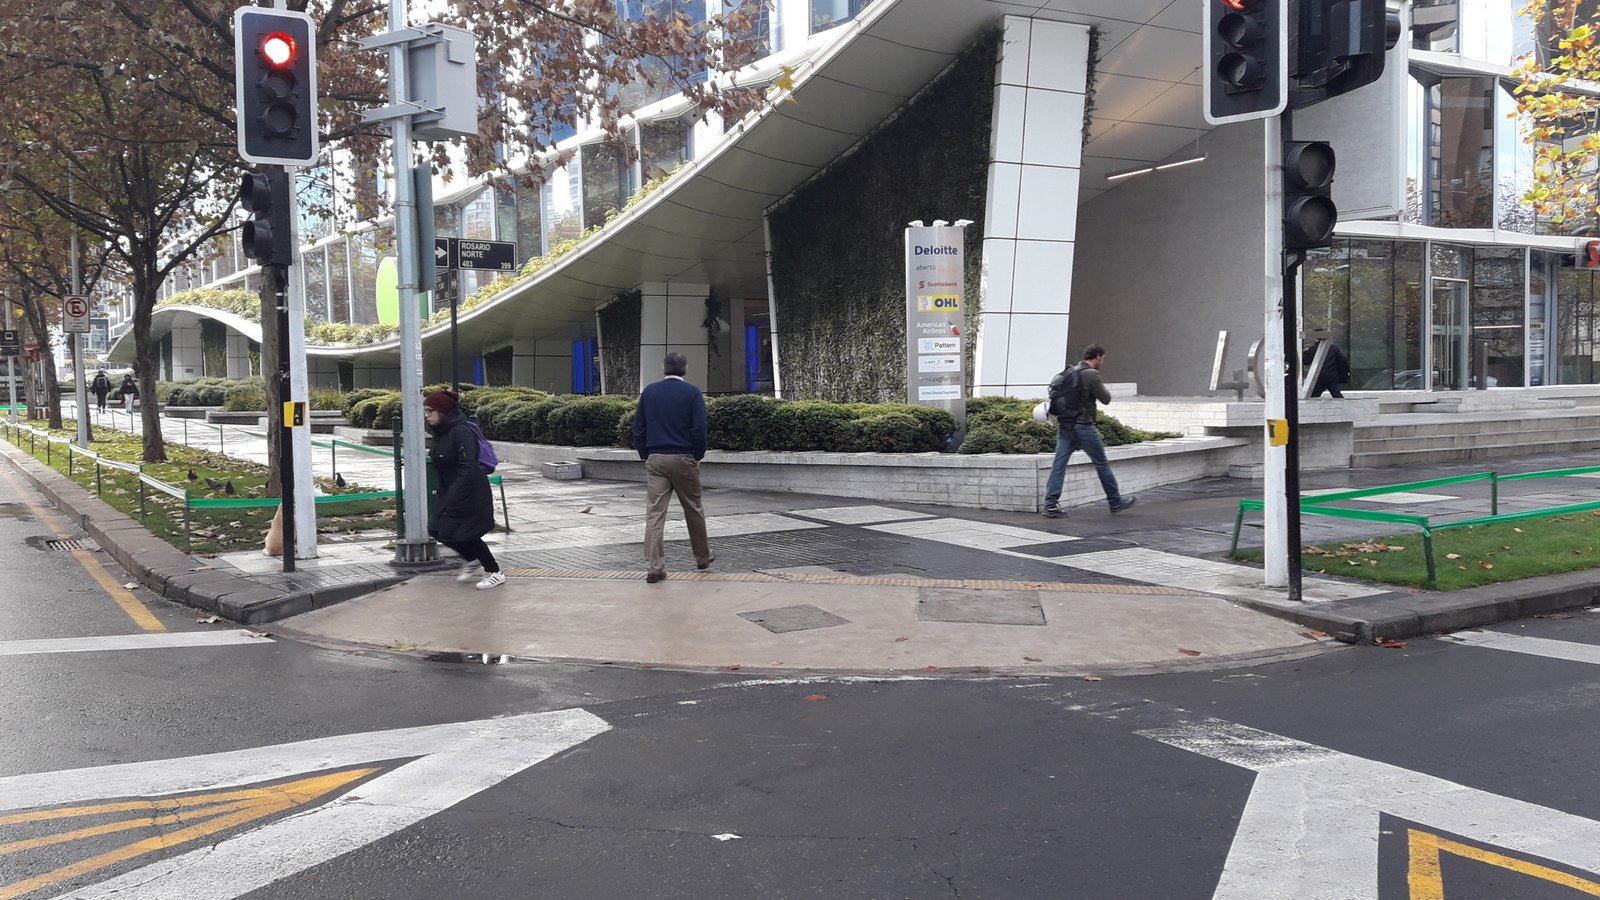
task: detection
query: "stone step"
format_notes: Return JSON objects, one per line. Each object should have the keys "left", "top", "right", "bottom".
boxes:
{"left": 1352, "top": 437, "right": 1600, "bottom": 468}
{"left": 1353, "top": 427, "right": 1600, "bottom": 454}
{"left": 1356, "top": 417, "right": 1600, "bottom": 440}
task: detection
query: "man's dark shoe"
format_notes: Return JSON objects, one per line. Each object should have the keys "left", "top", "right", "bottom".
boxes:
{"left": 1111, "top": 495, "right": 1138, "bottom": 512}
{"left": 1041, "top": 504, "right": 1065, "bottom": 519}
{"left": 646, "top": 571, "right": 667, "bottom": 584}
{"left": 696, "top": 555, "right": 715, "bottom": 570}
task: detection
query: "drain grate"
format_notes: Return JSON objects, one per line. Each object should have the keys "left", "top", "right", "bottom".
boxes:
{"left": 45, "top": 538, "right": 93, "bottom": 551}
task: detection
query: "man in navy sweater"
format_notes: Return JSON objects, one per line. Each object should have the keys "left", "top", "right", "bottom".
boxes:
{"left": 632, "top": 352, "right": 713, "bottom": 583}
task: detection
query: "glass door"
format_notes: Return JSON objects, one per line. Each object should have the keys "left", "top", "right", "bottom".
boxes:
{"left": 1429, "top": 277, "right": 1470, "bottom": 390}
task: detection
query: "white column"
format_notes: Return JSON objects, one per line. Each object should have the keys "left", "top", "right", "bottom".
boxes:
{"left": 169, "top": 325, "right": 205, "bottom": 381}
{"left": 973, "top": 16, "right": 1089, "bottom": 398}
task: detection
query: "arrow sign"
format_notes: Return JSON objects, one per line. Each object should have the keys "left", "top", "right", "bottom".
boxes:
{"left": 63, "top": 296, "right": 90, "bottom": 334}
{"left": 0, "top": 708, "right": 610, "bottom": 898}
{"left": 434, "top": 237, "right": 455, "bottom": 270}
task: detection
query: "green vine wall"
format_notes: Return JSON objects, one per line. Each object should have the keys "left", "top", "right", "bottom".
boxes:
{"left": 598, "top": 289, "right": 642, "bottom": 394}
{"left": 768, "top": 30, "right": 997, "bottom": 402}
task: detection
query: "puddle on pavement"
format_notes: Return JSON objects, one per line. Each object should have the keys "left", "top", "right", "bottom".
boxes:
{"left": 0, "top": 502, "right": 34, "bottom": 521}
{"left": 423, "top": 651, "right": 510, "bottom": 665}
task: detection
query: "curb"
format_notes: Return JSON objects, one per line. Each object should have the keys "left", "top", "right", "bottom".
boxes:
{"left": 1230, "top": 575, "right": 1600, "bottom": 643}
{"left": 0, "top": 438, "right": 405, "bottom": 625}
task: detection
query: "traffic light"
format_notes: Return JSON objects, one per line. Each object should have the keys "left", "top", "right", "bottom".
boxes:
{"left": 234, "top": 7, "right": 319, "bottom": 166}
{"left": 1283, "top": 142, "right": 1336, "bottom": 250}
{"left": 240, "top": 170, "right": 293, "bottom": 268}
{"left": 1291, "top": 0, "right": 1404, "bottom": 109}
{"left": 1204, "top": 0, "right": 1288, "bottom": 125}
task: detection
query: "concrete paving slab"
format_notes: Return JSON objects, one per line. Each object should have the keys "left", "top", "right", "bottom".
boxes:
{"left": 280, "top": 574, "right": 1328, "bottom": 674}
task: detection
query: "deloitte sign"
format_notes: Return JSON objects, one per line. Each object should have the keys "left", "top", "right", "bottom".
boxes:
{"left": 904, "top": 222, "right": 969, "bottom": 437}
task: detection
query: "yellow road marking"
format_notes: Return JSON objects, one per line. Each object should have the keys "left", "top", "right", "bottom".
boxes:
{"left": 0, "top": 462, "right": 164, "bottom": 632}
{"left": 0, "top": 767, "right": 376, "bottom": 900}
{"left": 1408, "top": 828, "right": 1600, "bottom": 898}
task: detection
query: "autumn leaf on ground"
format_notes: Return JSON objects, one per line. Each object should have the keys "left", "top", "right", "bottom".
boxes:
{"left": 195, "top": 615, "right": 221, "bottom": 624}
{"left": 1083, "top": 675, "right": 1103, "bottom": 682}
{"left": 580, "top": 506, "right": 593, "bottom": 514}
{"left": 923, "top": 665, "right": 941, "bottom": 672}
{"left": 724, "top": 664, "right": 742, "bottom": 671}
{"left": 123, "top": 581, "right": 138, "bottom": 589}
{"left": 1378, "top": 639, "right": 1408, "bottom": 649}
{"left": 1479, "top": 560, "right": 1495, "bottom": 569}
{"left": 1178, "top": 648, "right": 1202, "bottom": 656}
{"left": 1022, "top": 655, "right": 1042, "bottom": 662}
{"left": 1514, "top": 527, "right": 1524, "bottom": 533}
{"left": 893, "top": 636, "right": 909, "bottom": 642}
{"left": 1445, "top": 553, "right": 1462, "bottom": 560}
{"left": 803, "top": 694, "right": 828, "bottom": 702}
{"left": 387, "top": 640, "right": 415, "bottom": 652}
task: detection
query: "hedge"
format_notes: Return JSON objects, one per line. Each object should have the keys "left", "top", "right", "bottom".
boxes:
{"left": 334, "top": 388, "right": 1173, "bottom": 454}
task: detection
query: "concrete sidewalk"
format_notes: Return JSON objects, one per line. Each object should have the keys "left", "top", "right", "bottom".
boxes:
{"left": 19, "top": 402, "right": 1600, "bottom": 674}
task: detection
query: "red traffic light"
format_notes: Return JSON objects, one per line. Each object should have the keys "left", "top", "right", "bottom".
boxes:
{"left": 262, "top": 32, "right": 296, "bottom": 67}
{"left": 1221, "top": 0, "right": 1249, "bottom": 9}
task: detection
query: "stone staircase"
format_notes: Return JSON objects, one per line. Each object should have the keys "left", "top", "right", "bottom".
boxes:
{"left": 1352, "top": 407, "right": 1600, "bottom": 467}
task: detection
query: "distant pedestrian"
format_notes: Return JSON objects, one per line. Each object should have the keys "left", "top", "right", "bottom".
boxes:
{"left": 423, "top": 389, "right": 503, "bottom": 590}
{"left": 90, "top": 370, "right": 110, "bottom": 411}
{"left": 632, "top": 352, "right": 712, "bottom": 583}
{"left": 1303, "top": 340, "right": 1350, "bottom": 399}
{"left": 118, "top": 374, "right": 138, "bottom": 413}
{"left": 1041, "top": 344, "right": 1137, "bottom": 518}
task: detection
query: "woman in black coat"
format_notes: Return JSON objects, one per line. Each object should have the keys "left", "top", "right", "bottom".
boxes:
{"left": 423, "top": 389, "right": 503, "bottom": 589}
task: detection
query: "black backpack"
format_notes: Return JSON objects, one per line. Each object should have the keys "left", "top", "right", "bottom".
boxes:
{"left": 1048, "top": 365, "right": 1084, "bottom": 421}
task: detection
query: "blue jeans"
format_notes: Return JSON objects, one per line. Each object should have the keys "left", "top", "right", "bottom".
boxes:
{"left": 1043, "top": 422, "right": 1122, "bottom": 508}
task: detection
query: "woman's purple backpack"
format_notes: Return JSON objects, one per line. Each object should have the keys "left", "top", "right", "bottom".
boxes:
{"left": 464, "top": 420, "right": 498, "bottom": 473}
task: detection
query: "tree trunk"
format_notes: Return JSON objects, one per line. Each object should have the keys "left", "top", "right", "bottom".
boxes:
{"left": 130, "top": 273, "right": 167, "bottom": 462}
{"left": 22, "top": 297, "right": 62, "bottom": 430}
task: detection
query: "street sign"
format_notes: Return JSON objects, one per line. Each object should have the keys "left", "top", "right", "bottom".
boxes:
{"left": 455, "top": 239, "right": 517, "bottom": 272}
{"left": 434, "top": 237, "right": 454, "bottom": 270}
{"left": 0, "top": 329, "right": 17, "bottom": 356}
{"left": 63, "top": 295, "right": 91, "bottom": 334}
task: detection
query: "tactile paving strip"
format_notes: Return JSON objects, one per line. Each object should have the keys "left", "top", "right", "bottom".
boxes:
{"left": 497, "top": 567, "right": 1195, "bottom": 594}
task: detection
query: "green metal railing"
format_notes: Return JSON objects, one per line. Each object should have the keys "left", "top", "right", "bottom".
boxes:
{"left": 1231, "top": 465, "right": 1600, "bottom": 582}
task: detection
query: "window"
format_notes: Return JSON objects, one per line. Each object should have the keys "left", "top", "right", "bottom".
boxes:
{"left": 640, "top": 119, "right": 690, "bottom": 180}
{"left": 582, "top": 141, "right": 630, "bottom": 230}
{"left": 811, "top": 0, "right": 870, "bottom": 34}
{"left": 304, "top": 246, "right": 328, "bottom": 323}
{"left": 544, "top": 159, "right": 584, "bottom": 247}
{"left": 327, "top": 240, "right": 351, "bottom": 323}
{"left": 1427, "top": 76, "right": 1497, "bottom": 229}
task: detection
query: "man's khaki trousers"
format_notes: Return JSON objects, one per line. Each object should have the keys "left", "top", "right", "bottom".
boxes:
{"left": 644, "top": 453, "right": 711, "bottom": 575}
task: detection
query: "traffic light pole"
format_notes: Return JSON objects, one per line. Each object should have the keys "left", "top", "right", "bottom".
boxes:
{"left": 272, "top": 266, "right": 298, "bottom": 574}
{"left": 386, "top": 0, "right": 437, "bottom": 565}
{"left": 1263, "top": 114, "right": 1290, "bottom": 591}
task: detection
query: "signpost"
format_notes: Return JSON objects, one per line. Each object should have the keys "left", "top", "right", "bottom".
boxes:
{"left": 62, "top": 296, "right": 90, "bottom": 334}
{"left": 903, "top": 222, "right": 969, "bottom": 439}
{"left": 431, "top": 238, "right": 516, "bottom": 391}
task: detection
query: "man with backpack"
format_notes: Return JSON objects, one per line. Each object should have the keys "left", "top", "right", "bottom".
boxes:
{"left": 1041, "top": 343, "right": 1137, "bottom": 518}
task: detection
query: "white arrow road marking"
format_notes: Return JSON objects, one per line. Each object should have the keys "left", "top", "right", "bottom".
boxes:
{"left": 1140, "top": 719, "right": 1600, "bottom": 899}
{"left": 0, "top": 632, "right": 269, "bottom": 657}
{"left": 0, "top": 708, "right": 609, "bottom": 899}
{"left": 1439, "top": 629, "right": 1600, "bottom": 666}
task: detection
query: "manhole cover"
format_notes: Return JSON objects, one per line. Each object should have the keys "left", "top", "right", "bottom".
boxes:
{"left": 737, "top": 604, "right": 851, "bottom": 634}
{"left": 917, "top": 588, "right": 1046, "bottom": 626}
{"left": 44, "top": 538, "right": 98, "bottom": 552}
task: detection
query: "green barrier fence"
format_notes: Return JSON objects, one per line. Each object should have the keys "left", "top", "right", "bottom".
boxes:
{"left": 1231, "top": 464, "right": 1600, "bottom": 583}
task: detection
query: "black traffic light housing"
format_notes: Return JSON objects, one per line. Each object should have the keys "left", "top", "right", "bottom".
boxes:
{"left": 1291, "top": 0, "right": 1403, "bottom": 110}
{"left": 1204, "top": 0, "right": 1288, "bottom": 125}
{"left": 240, "top": 170, "right": 293, "bottom": 268}
{"left": 1283, "top": 142, "right": 1337, "bottom": 250}
{"left": 234, "top": 7, "right": 319, "bottom": 167}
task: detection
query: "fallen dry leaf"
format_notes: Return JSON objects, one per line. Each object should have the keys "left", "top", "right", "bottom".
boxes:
{"left": 1083, "top": 675, "right": 1103, "bottom": 682}
{"left": 1513, "top": 527, "right": 1524, "bottom": 533}
{"left": 923, "top": 665, "right": 941, "bottom": 672}
{"left": 1022, "top": 655, "right": 1042, "bottom": 662}
{"left": 1479, "top": 561, "right": 1495, "bottom": 570}
{"left": 803, "top": 694, "right": 828, "bottom": 702}
{"left": 195, "top": 615, "right": 221, "bottom": 624}
{"left": 122, "top": 581, "right": 138, "bottom": 590}
{"left": 580, "top": 506, "right": 593, "bottom": 514}
{"left": 1378, "top": 639, "right": 1408, "bottom": 649}
{"left": 350, "top": 649, "right": 366, "bottom": 656}
{"left": 244, "top": 630, "right": 269, "bottom": 639}
{"left": 724, "top": 664, "right": 742, "bottom": 671}
{"left": 1535, "top": 612, "right": 1572, "bottom": 620}
{"left": 1445, "top": 553, "right": 1462, "bottom": 560}
{"left": 893, "top": 636, "right": 909, "bottom": 643}
{"left": 1178, "top": 649, "right": 1202, "bottom": 656}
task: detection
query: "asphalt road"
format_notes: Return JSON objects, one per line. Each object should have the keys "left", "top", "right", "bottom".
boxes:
{"left": 5, "top": 471, "right": 1600, "bottom": 899}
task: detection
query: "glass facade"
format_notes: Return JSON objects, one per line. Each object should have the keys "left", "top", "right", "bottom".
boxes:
{"left": 811, "top": 0, "right": 869, "bottom": 34}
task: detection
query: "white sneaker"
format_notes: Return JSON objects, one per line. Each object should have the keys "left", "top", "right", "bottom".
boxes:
{"left": 475, "top": 571, "right": 506, "bottom": 590}
{"left": 455, "top": 561, "right": 481, "bottom": 583}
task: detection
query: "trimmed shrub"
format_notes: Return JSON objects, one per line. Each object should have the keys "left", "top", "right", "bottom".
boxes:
{"left": 527, "top": 396, "right": 571, "bottom": 443}
{"left": 846, "top": 413, "right": 928, "bottom": 452}
{"left": 615, "top": 409, "right": 636, "bottom": 449}
{"left": 490, "top": 402, "right": 538, "bottom": 443}
{"left": 964, "top": 396, "right": 1032, "bottom": 431}
{"left": 707, "top": 394, "right": 780, "bottom": 451}
{"left": 341, "top": 388, "right": 392, "bottom": 423}
{"left": 956, "top": 426, "right": 1013, "bottom": 454}
{"left": 370, "top": 394, "right": 406, "bottom": 431}
{"left": 548, "top": 396, "right": 636, "bottom": 446}
{"left": 958, "top": 415, "right": 1053, "bottom": 454}
{"left": 473, "top": 398, "right": 523, "bottom": 438}
{"left": 348, "top": 398, "right": 383, "bottom": 429}
{"left": 223, "top": 386, "right": 267, "bottom": 411}
{"left": 767, "top": 401, "right": 855, "bottom": 451}
{"left": 460, "top": 386, "right": 542, "bottom": 418}
{"left": 868, "top": 403, "right": 957, "bottom": 451}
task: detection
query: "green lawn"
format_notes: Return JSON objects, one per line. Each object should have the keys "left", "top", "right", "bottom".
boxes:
{"left": 3, "top": 422, "right": 394, "bottom": 554}
{"left": 1235, "top": 510, "right": 1600, "bottom": 590}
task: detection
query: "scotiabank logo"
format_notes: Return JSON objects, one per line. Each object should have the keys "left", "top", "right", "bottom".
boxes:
{"left": 918, "top": 280, "right": 959, "bottom": 289}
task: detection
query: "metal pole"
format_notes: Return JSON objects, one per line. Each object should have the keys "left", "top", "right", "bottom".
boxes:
{"left": 286, "top": 165, "right": 317, "bottom": 560}
{"left": 4, "top": 299, "right": 15, "bottom": 424}
{"left": 390, "top": 0, "right": 436, "bottom": 564}
{"left": 450, "top": 279, "right": 459, "bottom": 394}
{"left": 272, "top": 167, "right": 297, "bottom": 574}
{"left": 70, "top": 175, "right": 89, "bottom": 449}
{"left": 1283, "top": 248, "right": 1305, "bottom": 602}
{"left": 1262, "top": 115, "right": 1289, "bottom": 589}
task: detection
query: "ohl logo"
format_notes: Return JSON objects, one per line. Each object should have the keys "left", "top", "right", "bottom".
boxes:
{"left": 916, "top": 294, "right": 961, "bottom": 312}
